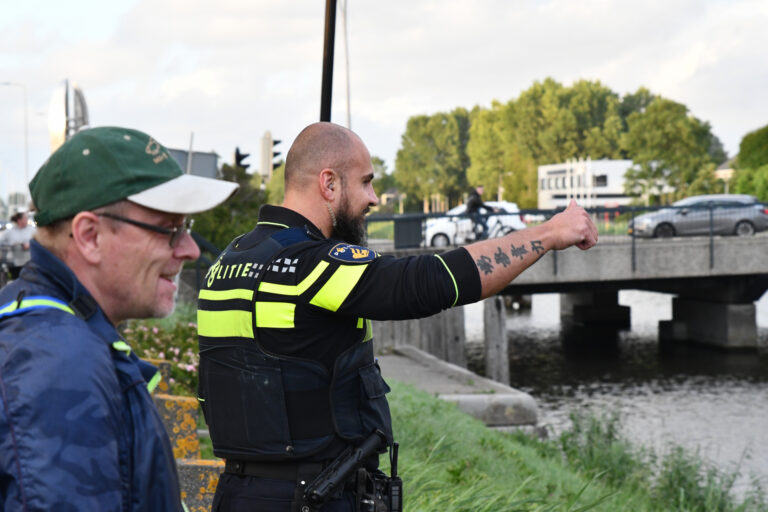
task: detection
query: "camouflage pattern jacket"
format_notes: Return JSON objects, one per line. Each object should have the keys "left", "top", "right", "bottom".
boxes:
{"left": 0, "top": 241, "right": 182, "bottom": 511}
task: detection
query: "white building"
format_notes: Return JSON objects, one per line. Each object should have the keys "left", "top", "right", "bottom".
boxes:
{"left": 537, "top": 158, "right": 634, "bottom": 209}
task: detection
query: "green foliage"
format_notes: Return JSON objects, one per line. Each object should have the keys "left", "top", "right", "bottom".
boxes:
{"left": 192, "top": 163, "right": 267, "bottom": 252}
{"left": 394, "top": 108, "right": 471, "bottom": 209}
{"left": 738, "top": 124, "right": 768, "bottom": 170}
{"left": 733, "top": 164, "right": 768, "bottom": 201}
{"left": 266, "top": 163, "right": 286, "bottom": 205}
{"left": 621, "top": 98, "right": 719, "bottom": 201}
{"left": 121, "top": 303, "right": 199, "bottom": 396}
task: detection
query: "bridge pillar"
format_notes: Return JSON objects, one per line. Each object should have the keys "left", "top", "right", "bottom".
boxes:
{"left": 659, "top": 297, "right": 757, "bottom": 349}
{"left": 483, "top": 296, "right": 509, "bottom": 385}
{"left": 560, "top": 291, "right": 630, "bottom": 328}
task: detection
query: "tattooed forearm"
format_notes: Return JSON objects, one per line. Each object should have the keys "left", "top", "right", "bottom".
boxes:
{"left": 494, "top": 247, "right": 510, "bottom": 267}
{"left": 476, "top": 255, "right": 494, "bottom": 274}
{"left": 510, "top": 243, "right": 528, "bottom": 260}
{"left": 530, "top": 240, "right": 544, "bottom": 254}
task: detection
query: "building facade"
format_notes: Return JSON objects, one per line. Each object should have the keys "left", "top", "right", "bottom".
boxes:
{"left": 538, "top": 158, "right": 633, "bottom": 209}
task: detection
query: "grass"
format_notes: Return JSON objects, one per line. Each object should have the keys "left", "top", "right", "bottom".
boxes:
{"left": 367, "top": 219, "right": 395, "bottom": 240}
{"left": 125, "top": 311, "right": 768, "bottom": 511}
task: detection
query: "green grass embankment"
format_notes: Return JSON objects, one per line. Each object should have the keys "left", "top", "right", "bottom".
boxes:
{"left": 385, "top": 380, "right": 767, "bottom": 512}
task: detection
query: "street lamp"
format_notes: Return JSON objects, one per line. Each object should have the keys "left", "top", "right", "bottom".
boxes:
{"left": 0, "top": 81, "right": 29, "bottom": 201}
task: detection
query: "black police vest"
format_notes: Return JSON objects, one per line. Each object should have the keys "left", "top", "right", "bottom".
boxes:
{"left": 197, "top": 227, "right": 393, "bottom": 461}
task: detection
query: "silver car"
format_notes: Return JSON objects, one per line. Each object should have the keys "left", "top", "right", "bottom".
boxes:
{"left": 629, "top": 194, "right": 768, "bottom": 238}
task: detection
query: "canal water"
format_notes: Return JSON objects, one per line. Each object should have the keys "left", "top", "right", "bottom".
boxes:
{"left": 465, "top": 291, "right": 768, "bottom": 494}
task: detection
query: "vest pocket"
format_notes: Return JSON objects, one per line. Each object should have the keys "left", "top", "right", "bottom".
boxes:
{"left": 357, "top": 362, "right": 394, "bottom": 444}
{"left": 200, "top": 354, "right": 293, "bottom": 456}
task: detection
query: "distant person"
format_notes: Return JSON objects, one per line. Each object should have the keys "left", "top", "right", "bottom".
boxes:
{"left": 1, "top": 210, "right": 36, "bottom": 279}
{"left": 197, "top": 122, "right": 597, "bottom": 511}
{"left": 0, "top": 127, "right": 238, "bottom": 510}
{"left": 466, "top": 185, "right": 497, "bottom": 240}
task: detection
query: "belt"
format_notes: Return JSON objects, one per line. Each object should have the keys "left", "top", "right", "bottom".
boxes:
{"left": 224, "top": 460, "right": 323, "bottom": 481}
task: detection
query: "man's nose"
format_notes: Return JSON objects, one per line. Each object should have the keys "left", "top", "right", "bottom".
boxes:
{"left": 174, "top": 230, "right": 201, "bottom": 261}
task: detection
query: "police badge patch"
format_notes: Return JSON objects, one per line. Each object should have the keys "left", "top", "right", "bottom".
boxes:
{"left": 328, "top": 243, "right": 378, "bottom": 263}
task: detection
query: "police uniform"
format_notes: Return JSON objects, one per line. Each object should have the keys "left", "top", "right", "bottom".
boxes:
{"left": 198, "top": 205, "right": 481, "bottom": 510}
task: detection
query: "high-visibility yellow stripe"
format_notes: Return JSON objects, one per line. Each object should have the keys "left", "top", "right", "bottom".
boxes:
{"left": 198, "top": 288, "right": 254, "bottom": 301}
{"left": 356, "top": 317, "right": 364, "bottom": 329}
{"left": 259, "top": 261, "right": 329, "bottom": 296}
{"left": 197, "top": 309, "right": 253, "bottom": 338}
{"left": 112, "top": 341, "right": 132, "bottom": 356}
{"left": 309, "top": 264, "right": 368, "bottom": 312}
{"left": 435, "top": 254, "right": 459, "bottom": 307}
{"left": 0, "top": 297, "right": 75, "bottom": 317}
{"left": 146, "top": 371, "right": 162, "bottom": 393}
{"left": 255, "top": 302, "right": 295, "bottom": 328}
{"left": 363, "top": 319, "right": 372, "bottom": 342}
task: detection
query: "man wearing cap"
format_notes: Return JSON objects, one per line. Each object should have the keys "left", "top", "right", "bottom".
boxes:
{"left": 0, "top": 127, "right": 237, "bottom": 510}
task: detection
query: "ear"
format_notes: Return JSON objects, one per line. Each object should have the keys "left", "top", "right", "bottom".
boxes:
{"left": 319, "top": 168, "right": 336, "bottom": 201}
{"left": 70, "top": 211, "right": 104, "bottom": 265}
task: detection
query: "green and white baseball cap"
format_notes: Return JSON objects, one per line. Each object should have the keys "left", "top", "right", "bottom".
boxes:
{"left": 30, "top": 126, "right": 238, "bottom": 226}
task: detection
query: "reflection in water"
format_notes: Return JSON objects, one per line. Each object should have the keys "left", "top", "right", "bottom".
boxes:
{"left": 467, "top": 291, "right": 768, "bottom": 494}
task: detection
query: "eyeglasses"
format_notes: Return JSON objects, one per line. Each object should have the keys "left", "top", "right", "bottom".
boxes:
{"left": 98, "top": 212, "right": 194, "bottom": 248}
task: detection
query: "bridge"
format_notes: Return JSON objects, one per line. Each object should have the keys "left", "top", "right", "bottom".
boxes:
{"left": 376, "top": 233, "right": 768, "bottom": 350}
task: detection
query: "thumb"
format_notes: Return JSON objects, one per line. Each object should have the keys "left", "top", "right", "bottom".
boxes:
{"left": 567, "top": 199, "right": 578, "bottom": 209}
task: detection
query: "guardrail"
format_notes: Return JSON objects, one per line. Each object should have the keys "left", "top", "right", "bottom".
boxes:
{"left": 367, "top": 202, "right": 768, "bottom": 271}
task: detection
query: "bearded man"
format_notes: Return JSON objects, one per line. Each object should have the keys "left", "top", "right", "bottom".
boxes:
{"left": 197, "top": 122, "right": 598, "bottom": 511}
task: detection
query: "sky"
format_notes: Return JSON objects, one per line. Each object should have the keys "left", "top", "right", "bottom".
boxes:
{"left": 1, "top": 0, "right": 767, "bottom": 205}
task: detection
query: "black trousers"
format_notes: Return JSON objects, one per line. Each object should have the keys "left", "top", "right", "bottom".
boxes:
{"left": 212, "top": 473, "right": 356, "bottom": 512}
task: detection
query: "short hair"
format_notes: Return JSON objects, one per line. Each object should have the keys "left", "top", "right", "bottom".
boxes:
{"left": 10, "top": 212, "right": 25, "bottom": 223}
{"left": 284, "top": 123, "right": 360, "bottom": 190}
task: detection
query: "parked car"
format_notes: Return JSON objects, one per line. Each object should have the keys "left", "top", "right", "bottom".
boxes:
{"left": 628, "top": 194, "right": 768, "bottom": 238}
{"left": 425, "top": 201, "right": 526, "bottom": 247}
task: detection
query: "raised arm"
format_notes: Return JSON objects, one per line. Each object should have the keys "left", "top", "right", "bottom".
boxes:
{"left": 465, "top": 200, "right": 597, "bottom": 298}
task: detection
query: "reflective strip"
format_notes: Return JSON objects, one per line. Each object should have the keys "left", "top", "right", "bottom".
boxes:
{"left": 146, "top": 371, "right": 162, "bottom": 393}
{"left": 259, "top": 261, "right": 329, "bottom": 296}
{"left": 198, "top": 288, "right": 254, "bottom": 301}
{"left": 0, "top": 297, "right": 75, "bottom": 318}
{"left": 356, "top": 317, "right": 364, "bottom": 329}
{"left": 255, "top": 302, "right": 295, "bottom": 328}
{"left": 363, "top": 319, "right": 373, "bottom": 343}
{"left": 256, "top": 221, "right": 290, "bottom": 228}
{"left": 112, "top": 341, "right": 132, "bottom": 356}
{"left": 434, "top": 254, "right": 459, "bottom": 307}
{"left": 197, "top": 309, "right": 253, "bottom": 338}
{"left": 309, "top": 264, "right": 368, "bottom": 312}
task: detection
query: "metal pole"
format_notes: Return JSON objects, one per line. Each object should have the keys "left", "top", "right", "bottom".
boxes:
{"left": 320, "top": 0, "right": 337, "bottom": 122}
{"left": 340, "top": 0, "right": 351, "bottom": 128}
{"left": 0, "top": 81, "right": 29, "bottom": 202}
{"left": 631, "top": 208, "right": 636, "bottom": 272}
{"left": 709, "top": 204, "right": 714, "bottom": 269}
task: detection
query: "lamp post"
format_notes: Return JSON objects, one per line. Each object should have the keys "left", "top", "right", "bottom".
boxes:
{"left": 0, "top": 81, "right": 29, "bottom": 201}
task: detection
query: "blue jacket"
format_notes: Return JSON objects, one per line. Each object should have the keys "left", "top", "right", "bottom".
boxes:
{"left": 0, "top": 241, "right": 182, "bottom": 511}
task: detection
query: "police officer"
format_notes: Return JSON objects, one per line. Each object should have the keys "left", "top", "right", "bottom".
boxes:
{"left": 197, "top": 122, "right": 598, "bottom": 511}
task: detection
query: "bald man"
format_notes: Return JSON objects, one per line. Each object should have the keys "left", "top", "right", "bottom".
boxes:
{"left": 197, "top": 122, "right": 597, "bottom": 511}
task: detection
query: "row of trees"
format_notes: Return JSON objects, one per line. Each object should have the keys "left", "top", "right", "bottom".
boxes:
{"left": 392, "top": 78, "right": 726, "bottom": 209}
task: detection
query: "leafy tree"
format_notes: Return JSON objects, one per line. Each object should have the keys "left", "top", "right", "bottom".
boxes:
{"left": 265, "top": 163, "right": 285, "bottom": 205}
{"left": 192, "top": 163, "right": 267, "bottom": 252}
{"left": 371, "top": 156, "right": 396, "bottom": 198}
{"left": 733, "top": 163, "right": 768, "bottom": 202}
{"left": 394, "top": 108, "right": 470, "bottom": 210}
{"left": 621, "top": 98, "right": 716, "bottom": 201}
{"left": 737, "top": 124, "right": 768, "bottom": 170}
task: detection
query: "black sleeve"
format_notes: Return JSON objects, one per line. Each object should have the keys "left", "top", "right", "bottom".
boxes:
{"left": 332, "top": 247, "right": 481, "bottom": 321}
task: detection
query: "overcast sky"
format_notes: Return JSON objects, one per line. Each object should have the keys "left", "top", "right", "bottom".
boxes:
{"left": 1, "top": 0, "right": 767, "bottom": 201}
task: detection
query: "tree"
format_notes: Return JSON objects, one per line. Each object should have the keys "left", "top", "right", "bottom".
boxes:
{"left": 621, "top": 98, "right": 716, "bottom": 201}
{"left": 265, "top": 163, "right": 285, "bottom": 205}
{"left": 192, "top": 163, "right": 267, "bottom": 252}
{"left": 737, "top": 124, "right": 768, "bottom": 170}
{"left": 394, "top": 108, "right": 470, "bottom": 210}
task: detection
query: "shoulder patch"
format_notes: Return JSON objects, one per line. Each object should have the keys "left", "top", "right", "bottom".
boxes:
{"left": 328, "top": 243, "right": 378, "bottom": 263}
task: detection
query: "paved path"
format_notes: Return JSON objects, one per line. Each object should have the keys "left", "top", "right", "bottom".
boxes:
{"left": 377, "top": 346, "right": 538, "bottom": 427}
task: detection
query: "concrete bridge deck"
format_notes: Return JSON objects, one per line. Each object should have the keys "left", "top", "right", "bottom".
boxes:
{"left": 374, "top": 234, "right": 768, "bottom": 349}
